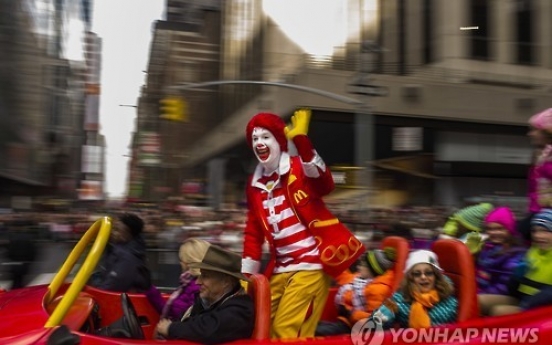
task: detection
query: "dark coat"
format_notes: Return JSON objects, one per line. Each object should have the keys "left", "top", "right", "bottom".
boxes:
{"left": 167, "top": 285, "right": 254, "bottom": 345}
{"left": 6, "top": 230, "right": 37, "bottom": 263}
{"left": 90, "top": 236, "right": 150, "bottom": 292}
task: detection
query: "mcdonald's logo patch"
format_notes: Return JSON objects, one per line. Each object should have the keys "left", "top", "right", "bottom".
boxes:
{"left": 293, "top": 189, "right": 308, "bottom": 204}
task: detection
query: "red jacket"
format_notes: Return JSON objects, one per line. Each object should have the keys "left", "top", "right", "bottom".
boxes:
{"left": 242, "top": 153, "right": 363, "bottom": 278}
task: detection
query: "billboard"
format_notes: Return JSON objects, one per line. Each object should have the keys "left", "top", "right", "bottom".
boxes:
{"left": 138, "top": 132, "right": 161, "bottom": 166}
{"left": 78, "top": 180, "right": 103, "bottom": 200}
{"left": 81, "top": 145, "right": 102, "bottom": 173}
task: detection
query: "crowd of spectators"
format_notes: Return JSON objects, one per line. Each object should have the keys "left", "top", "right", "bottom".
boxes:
{"left": 0, "top": 203, "right": 479, "bottom": 250}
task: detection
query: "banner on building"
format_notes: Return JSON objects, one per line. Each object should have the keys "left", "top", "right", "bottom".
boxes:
{"left": 84, "top": 93, "right": 100, "bottom": 131}
{"left": 78, "top": 180, "right": 103, "bottom": 200}
{"left": 81, "top": 145, "right": 102, "bottom": 173}
{"left": 138, "top": 132, "right": 161, "bottom": 166}
{"left": 393, "top": 127, "right": 423, "bottom": 151}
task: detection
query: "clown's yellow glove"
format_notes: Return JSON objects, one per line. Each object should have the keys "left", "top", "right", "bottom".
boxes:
{"left": 284, "top": 108, "right": 311, "bottom": 140}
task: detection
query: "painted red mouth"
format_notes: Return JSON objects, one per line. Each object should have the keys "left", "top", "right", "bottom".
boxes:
{"left": 256, "top": 146, "right": 270, "bottom": 161}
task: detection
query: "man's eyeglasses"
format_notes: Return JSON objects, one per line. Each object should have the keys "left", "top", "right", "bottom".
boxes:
{"left": 411, "top": 270, "right": 435, "bottom": 278}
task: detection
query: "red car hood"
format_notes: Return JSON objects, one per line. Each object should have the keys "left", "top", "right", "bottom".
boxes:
{"left": 0, "top": 285, "right": 51, "bottom": 338}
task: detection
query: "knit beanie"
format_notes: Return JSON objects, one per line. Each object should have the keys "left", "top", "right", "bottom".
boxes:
{"left": 455, "top": 203, "right": 494, "bottom": 232}
{"left": 531, "top": 209, "right": 552, "bottom": 232}
{"left": 364, "top": 247, "right": 396, "bottom": 275}
{"left": 529, "top": 108, "right": 552, "bottom": 133}
{"left": 118, "top": 213, "right": 144, "bottom": 237}
{"left": 484, "top": 206, "right": 517, "bottom": 235}
{"left": 246, "top": 113, "right": 288, "bottom": 152}
{"left": 405, "top": 250, "right": 443, "bottom": 273}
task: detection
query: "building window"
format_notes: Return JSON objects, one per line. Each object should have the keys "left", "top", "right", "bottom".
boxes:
{"left": 515, "top": 0, "right": 533, "bottom": 65}
{"left": 423, "top": 0, "right": 433, "bottom": 64}
{"left": 469, "top": 0, "right": 490, "bottom": 60}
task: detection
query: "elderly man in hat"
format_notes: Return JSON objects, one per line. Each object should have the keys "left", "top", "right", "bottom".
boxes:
{"left": 89, "top": 213, "right": 151, "bottom": 292}
{"left": 156, "top": 243, "right": 254, "bottom": 344}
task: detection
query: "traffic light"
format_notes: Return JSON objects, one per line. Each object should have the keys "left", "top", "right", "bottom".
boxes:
{"left": 159, "top": 96, "right": 188, "bottom": 122}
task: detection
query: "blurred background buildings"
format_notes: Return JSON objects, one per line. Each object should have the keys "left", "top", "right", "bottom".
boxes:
{"left": 0, "top": 0, "right": 104, "bottom": 210}
{"left": 131, "top": 0, "right": 552, "bottom": 215}
{"left": 1, "top": 0, "right": 552, "bottom": 214}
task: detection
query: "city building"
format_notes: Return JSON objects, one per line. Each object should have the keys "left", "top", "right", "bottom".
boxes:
{"left": 139, "top": 0, "right": 551, "bottom": 211}
{"left": 0, "top": 0, "right": 103, "bottom": 209}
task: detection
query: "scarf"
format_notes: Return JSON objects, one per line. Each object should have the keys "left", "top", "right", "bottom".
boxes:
{"left": 408, "top": 289, "right": 440, "bottom": 329}
{"left": 160, "top": 270, "right": 195, "bottom": 319}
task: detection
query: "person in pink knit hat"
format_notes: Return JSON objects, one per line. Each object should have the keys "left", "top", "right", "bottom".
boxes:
{"left": 519, "top": 108, "right": 552, "bottom": 241}
{"left": 476, "top": 207, "right": 526, "bottom": 294}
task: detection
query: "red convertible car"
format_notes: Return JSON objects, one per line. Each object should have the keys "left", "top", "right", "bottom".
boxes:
{"left": 1, "top": 217, "right": 552, "bottom": 344}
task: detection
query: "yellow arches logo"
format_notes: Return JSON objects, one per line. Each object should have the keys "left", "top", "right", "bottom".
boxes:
{"left": 293, "top": 190, "right": 308, "bottom": 204}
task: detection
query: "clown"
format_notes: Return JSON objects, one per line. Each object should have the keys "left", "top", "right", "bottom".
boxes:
{"left": 241, "top": 109, "right": 364, "bottom": 339}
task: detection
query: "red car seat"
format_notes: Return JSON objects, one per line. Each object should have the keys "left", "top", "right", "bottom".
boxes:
{"left": 431, "top": 238, "right": 479, "bottom": 322}
{"left": 247, "top": 273, "right": 271, "bottom": 340}
{"left": 381, "top": 236, "right": 410, "bottom": 292}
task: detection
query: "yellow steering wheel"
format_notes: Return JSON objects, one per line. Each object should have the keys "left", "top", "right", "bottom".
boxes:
{"left": 45, "top": 216, "right": 112, "bottom": 327}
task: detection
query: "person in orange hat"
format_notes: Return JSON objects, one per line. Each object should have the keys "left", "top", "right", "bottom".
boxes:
{"left": 241, "top": 109, "right": 364, "bottom": 339}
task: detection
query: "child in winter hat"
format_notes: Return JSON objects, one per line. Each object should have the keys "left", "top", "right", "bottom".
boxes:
{"left": 484, "top": 207, "right": 517, "bottom": 236}
{"left": 441, "top": 203, "right": 494, "bottom": 254}
{"left": 529, "top": 108, "right": 552, "bottom": 132}
{"left": 476, "top": 206, "right": 525, "bottom": 294}
{"left": 518, "top": 108, "right": 552, "bottom": 242}
{"left": 363, "top": 247, "right": 396, "bottom": 275}
{"left": 442, "top": 203, "right": 494, "bottom": 237}
{"left": 455, "top": 202, "right": 494, "bottom": 233}
{"left": 316, "top": 248, "right": 397, "bottom": 336}
{"left": 530, "top": 208, "right": 552, "bottom": 232}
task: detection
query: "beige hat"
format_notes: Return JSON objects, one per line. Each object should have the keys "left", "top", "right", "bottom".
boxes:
{"left": 179, "top": 239, "right": 211, "bottom": 276}
{"left": 187, "top": 243, "right": 248, "bottom": 281}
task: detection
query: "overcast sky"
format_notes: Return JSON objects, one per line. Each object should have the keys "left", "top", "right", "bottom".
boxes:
{"left": 92, "top": 1, "right": 164, "bottom": 199}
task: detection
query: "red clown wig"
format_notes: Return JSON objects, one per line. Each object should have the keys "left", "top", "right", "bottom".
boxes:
{"left": 245, "top": 112, "right": 288, "bottom": 152}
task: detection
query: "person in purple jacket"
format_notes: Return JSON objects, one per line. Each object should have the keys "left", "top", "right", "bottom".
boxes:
{"left": 476, "top": 207, "right": 526, "bottom": 295}
{"left": 145, "top": 238, "right": 209, "bottom": 320}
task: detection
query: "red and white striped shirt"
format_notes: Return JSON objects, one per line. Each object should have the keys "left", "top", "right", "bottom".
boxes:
{"left": 258, "top": 174, "right": 322, "bottom": 273}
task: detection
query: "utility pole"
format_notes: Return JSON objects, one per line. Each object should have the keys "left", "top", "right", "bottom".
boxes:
{"left": 347, "top": 41, "right": 387, "bottom": 209}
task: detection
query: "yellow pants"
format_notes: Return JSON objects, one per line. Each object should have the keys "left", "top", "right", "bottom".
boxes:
{"left": 270, "top": 270, "right": 331, "bottom": 339}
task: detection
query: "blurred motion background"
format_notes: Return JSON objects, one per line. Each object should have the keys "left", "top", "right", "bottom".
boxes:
{"left": 1, "top": 0, "right": 551, "bottom": 288}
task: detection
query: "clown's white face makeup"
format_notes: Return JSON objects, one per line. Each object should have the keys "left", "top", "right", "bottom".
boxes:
{"left": 252, "top": 127, "right": 281, "bottom": 173}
